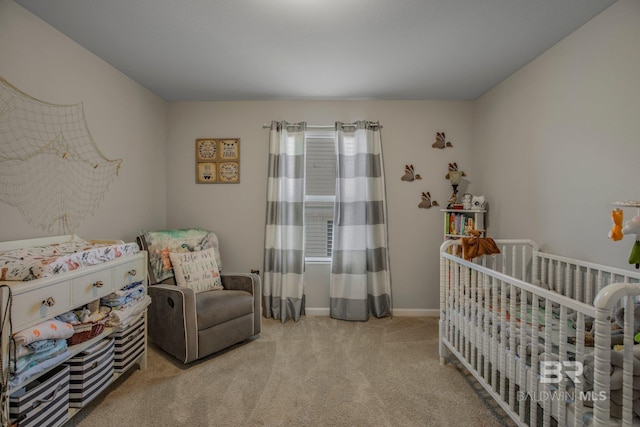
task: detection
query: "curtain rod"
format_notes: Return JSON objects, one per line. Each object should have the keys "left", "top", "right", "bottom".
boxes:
{"left": 262, "top": 124, "right": 333, "bottom": 130}
{"left": 261, "top": 123, "right": 382, "bottom": 130}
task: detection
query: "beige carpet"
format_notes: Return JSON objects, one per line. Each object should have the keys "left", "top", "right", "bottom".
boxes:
{"left": 64, "top": 316, "right": 516, "bottom": 427}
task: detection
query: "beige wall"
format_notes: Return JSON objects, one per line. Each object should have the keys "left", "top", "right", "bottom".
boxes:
{"left": 2, "top": 0, "right": 638, "bottom": 311}
{"left": 473, "top": 0, "right": 640, "bottom": 270}
{"left": 167, "top": 100, "right": 475, "bottom": 312}
{"left": 0, "top": 0, "right": 168, "bottom": 243}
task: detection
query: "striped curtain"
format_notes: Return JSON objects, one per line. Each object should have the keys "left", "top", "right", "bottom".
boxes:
{"left": 330, "top": 121, "right": 392, "bottom": 321}
{"left": 263, "top": 121, "right": 306, "bottom": 322}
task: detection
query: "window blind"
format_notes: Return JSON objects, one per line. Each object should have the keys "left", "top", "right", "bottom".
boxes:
{"left": 305, "top": 136, "right": 336, "bottom": 259}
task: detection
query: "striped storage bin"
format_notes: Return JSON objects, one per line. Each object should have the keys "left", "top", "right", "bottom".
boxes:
{"left": 9, "top": 364, "right": 70, "bottom": 427}
{"left": 66, "top": 337, "right": 114, "bottom": 408}
{"left": 112, "top": 315, "right": 146, "bottom": 373}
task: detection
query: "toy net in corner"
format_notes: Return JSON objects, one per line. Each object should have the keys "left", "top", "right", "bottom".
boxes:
{"left": 0, "top": 76, "right": 122, "bottom": 234}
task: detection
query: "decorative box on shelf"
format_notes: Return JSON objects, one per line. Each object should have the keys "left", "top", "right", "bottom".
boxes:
{"left": 9, "top": 364, "right": 70, "bottom": 427}
{"left": 66, "top": 337, "right": 115, "bottom": 408}
{"left": 112, "top": 315, "right": 146, "bottom": 373}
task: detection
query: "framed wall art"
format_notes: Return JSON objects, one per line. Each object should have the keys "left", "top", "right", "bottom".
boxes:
{"left": 195, "top": 138, "right": 240, "bottom": 184}
{"left": 196, "top": 162, "right": 217, "bottom": 183}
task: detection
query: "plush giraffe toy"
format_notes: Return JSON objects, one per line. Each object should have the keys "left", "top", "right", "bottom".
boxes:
{"left": 608, "top": 208, "right": 624, "bottom": 241}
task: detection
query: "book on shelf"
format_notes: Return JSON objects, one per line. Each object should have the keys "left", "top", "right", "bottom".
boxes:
{"left": 445, "top": 211, "right": 477, "bottom": 236}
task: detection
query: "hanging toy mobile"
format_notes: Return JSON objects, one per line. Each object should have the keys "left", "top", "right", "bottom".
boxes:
{"left": 623, "top": 215, "right": 640, "bottom": 268}
{"left": 610, "top": 201, "right": 640, "bottom": 269}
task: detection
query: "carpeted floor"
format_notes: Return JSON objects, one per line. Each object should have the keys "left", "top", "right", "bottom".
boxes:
{"left": 64, "top": 316, "right": 517, "bottom": 427}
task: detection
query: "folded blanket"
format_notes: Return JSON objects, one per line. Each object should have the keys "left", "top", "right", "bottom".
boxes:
{"left": 103, "top": 282, "right": 144, "bottom": 299}
{"left": 9, "top": 350, "right": 71, "bottom": 389}
{"left": 26, "top": 338, "right": 58, "bottom": 354}
{"left": 13, "top": 319, "right": 74, "bottom": 347}
{"left": 101, "top": 285, "right": 145, "bottom": 307}
{"left": 13, "top": 339, "right": 67, "bottom": 374}
{"left": 107, "top": 295, "right": 151, "bottom": 328}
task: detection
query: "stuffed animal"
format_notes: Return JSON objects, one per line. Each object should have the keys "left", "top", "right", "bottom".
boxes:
{"left": 608, "top": 208, "right": 624, "bottom": 241}
{"left": 462, "top": 193, "right": 473, "bottom": 210}
{"left": 622, "top": 216, "right": 640, "bottom": 268}
{"left": 156, "top": 247, "right": 173, "bottom": 271}
{"left": 615, "top": 303, "right": 640, "bottom": 333}
{"left": 471, "top": 195, "right": 486, "bottom": 210}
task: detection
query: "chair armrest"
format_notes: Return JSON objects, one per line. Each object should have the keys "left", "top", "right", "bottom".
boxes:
{"left": 147, "top": 284, "right": 198, "bottom": 363}
{"left": 221, "top": 273, "right": 261, "bottom": 335}
{"left": 221, "top": 273, "right": 259, "bottom": 294}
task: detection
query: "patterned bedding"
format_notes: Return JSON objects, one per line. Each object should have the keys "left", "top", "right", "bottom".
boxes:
{"left": 0, "top": 239, "right": 140, "bottom": 281}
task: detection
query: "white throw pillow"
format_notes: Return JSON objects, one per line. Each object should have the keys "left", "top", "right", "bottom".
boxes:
{"left": 169, "top": 248, "right": 222, "bottom": 293}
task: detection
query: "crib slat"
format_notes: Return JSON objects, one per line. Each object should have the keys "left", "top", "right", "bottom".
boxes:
{"left": 511, "top": 245, "right": 516, "bottom": 278}
{"left": 499, "top": 279, "right": 507, "bottom": 400}
{"left": 557, "top": 305, "right": 568, "bottom": 427}
{"left": 508, "top": 283, "right": 517, "bottom": 412}
{"left": 483, "top": 271, "right": 491, "bottom": 386}
{"left": 470, "top": 268, "right": 477, "bottom": 371}
{"left": 542, "top": 298, "right": 553, "bottom": 427}
{"left": 623, "top": 296, "right": 634, "bottom": 425}
{"left": 518, "top": 288, "right": 527, "bottom": 423}
{"left": 530, "top": 294, "right": 540, "bottom": 427}
{"left": 576, "top": 266, "right": 583, "bottom": 304}
{"left": 597, "top": 270, "right": 604, "bottom": 295}
{"left": 573, "top": 311, "right": 585, "bottom": 427}
{"left": 586, "top": 267, "right": 592, "bottom": 305}
{"left": 565, "top": 263, "right": 572, "bottom": 300}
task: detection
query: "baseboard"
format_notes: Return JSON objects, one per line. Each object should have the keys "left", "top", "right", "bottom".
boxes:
{"left": 393, "top": 309, "right": 439, "bottom": 317}
{"left": 305, "top": 308, "right": 330, "bottom": 316}
{"left": 304, "top": 308, "right": 439, "bottom": 317}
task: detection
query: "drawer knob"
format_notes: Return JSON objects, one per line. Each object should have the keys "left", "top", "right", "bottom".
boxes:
{"left": 42, "top": 297, "right": 56, "bottom": 307}
{"left": 127, "top": 269, "right": 137, "bottom": 277}
{"left": 93, "top": 280, "right": 104, "bottom": 288}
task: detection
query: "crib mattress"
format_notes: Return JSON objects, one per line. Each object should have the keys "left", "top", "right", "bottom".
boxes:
{"left": 0, "top": 240, "right": 140, "bottom": 281}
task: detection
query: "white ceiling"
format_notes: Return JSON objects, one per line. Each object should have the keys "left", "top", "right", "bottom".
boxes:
{"left": 14, "top": 0, "right": 616, "bottom": 102}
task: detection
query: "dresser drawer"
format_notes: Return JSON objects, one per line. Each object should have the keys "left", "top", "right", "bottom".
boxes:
{"left": 12, "top": 281, "right": 72, "bottom": 330}
{"left": 113, "top": 257, "right": 145, "bottom": 289}
{"left": 71, "top": 269, "right": 114, "bottom": 306}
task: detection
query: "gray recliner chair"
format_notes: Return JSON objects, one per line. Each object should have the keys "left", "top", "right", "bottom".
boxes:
{"left": 137, "top": 229, "right": 261, "bottom": 364}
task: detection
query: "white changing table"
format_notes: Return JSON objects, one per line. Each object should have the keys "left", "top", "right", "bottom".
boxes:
{"left": 0, "top": 235, "right": 148, "bottom": 427}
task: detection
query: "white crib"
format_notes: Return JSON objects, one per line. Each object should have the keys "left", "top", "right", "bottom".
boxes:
{"left": 439, "top": 239, "right": 640, "bottom": 426}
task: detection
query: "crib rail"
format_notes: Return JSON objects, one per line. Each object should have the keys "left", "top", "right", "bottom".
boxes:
{"left": 439, "top": 239, "right": 640, "bottom": 427}
{"left": 535, "top": 251, "right": 640, "bottom": 306}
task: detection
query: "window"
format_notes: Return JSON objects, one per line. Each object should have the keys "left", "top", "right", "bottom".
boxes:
{"left": 304, "top": 133, "right": 336, "bottom": 262}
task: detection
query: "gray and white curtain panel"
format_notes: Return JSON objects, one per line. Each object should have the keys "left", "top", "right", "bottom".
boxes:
{"left": 330, "top": 121, "right": 392, "bottom": 321}
{"left": 264, "top": 120, "right": 392, "bottom": 322}
{"left": 263, "top": 121, "right": 306, "bottom": 322}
